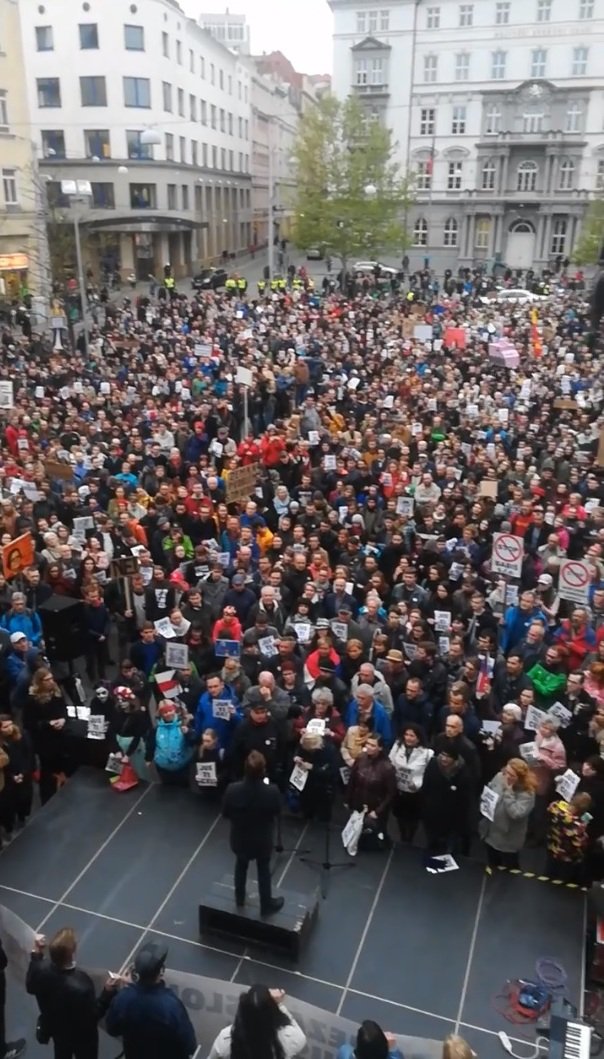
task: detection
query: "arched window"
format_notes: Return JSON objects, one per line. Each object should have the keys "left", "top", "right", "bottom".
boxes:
{"left": 413, "top": 217, "right": 428, "bottom": 246}
{"left": 443, "top": 217, "right": 458, "bottom": 247}
{"left": 558, "top": 158, "right": 575, "bottom": 190}
{"left": 517, "top": 160, "right": 538, "bottom": 192}
{"left": 481, "top": 158, "right": 497, "bottom": 190}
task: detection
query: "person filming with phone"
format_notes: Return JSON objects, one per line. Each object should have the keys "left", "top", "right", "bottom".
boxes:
{"left": 26, "top": 929, "right": 117, "bottom": 1059}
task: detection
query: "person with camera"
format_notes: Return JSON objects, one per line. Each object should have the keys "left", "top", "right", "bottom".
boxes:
{"left": 105, "top": 942, "right": 196, "bottom": 1059}
{"left": 26, "top": 929, "right": 116, "bottom": 1059}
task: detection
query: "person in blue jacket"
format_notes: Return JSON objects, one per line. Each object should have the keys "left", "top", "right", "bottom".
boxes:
{"left": 145, "top": 701, "right": 197, "bottom": 786}
{"left": 0, "top": 593, "right": 43, "bottom": 645}
{"left": 344, "top": 685, "right": 392, "bottom": 747}
{"left": 501, "top": 590, "right": 547, "bottom": 653}
{"left": 194, "top": 672, "right": 241, "bottom": 752}
{"left": 337, "top": 1019, "right": 403, "bottom": 1059}
{"left": 105, "top": 943, "right": 196, "bottom": 1059}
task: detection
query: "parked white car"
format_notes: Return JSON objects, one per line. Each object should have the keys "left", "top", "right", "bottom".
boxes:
{"left": 352, "top": 260, "right": 398, "bottom": 276}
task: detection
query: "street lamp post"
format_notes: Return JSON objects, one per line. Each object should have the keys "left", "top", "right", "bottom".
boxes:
{"left": 61, "top": 179, "right": 92, "bottom": 352}
{"left": 267, "top": 122, "right": 275, "bottom": 280}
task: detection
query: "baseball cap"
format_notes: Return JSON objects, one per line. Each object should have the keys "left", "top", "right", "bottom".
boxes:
{"left": 134, "top": 942, "right": 168, "bottom": 983}
{"left": 232, "top": 574, "right": 246, "bottom": 587}
{"left": 538, "top": 573, "right": 553, "bottom": 588}
{"left": 10, "top": 632, "right": 26, "bottom": 644}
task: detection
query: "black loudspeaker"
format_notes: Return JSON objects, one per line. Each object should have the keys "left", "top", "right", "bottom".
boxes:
{"left": 38, "top": 595, "right": 86, "bottom": 661}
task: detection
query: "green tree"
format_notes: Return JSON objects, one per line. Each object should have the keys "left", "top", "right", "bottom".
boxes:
{"left": 290, "top": 95, "right": 413, "bottom": 277}
{"left": 573, "top": 197, "right": 604, "bottom": 266}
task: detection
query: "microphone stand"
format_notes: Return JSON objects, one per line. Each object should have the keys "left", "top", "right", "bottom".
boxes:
{"left": 299, "top": 812, "right": 355, "bottom": 899}
{"left": 270, "top": 812, "right": 311, "bottom": 875}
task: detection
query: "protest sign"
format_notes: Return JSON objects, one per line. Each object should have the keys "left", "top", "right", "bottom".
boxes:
{"left": 226, "top": 463, "right": 260, "bottom": 503}
{"left": 165, "top": 642, "right": 190, "bottom": 669}
{"left": 524, "top": 705, "right": 547, "bottom": 732}
{"left": 196, "top": 762, "right": 218, "bottom": 787}
{"left": 212, "top": 700, "right": 233, "bottom": 721}
{"left": 479, "top": 786, "right": 499, "bottom": 822}
{"left": 555, "top": 769, "right": 580, "bottom": 803}
{"left": 2, "top": 533, "right": 34, "bottom": 579}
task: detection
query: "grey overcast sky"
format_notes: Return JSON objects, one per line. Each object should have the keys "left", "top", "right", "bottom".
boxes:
{"left": 183, "top": 0, "right": 334, "bottom": 74}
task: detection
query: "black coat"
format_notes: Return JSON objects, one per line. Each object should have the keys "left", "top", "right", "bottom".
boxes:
{"left": 421, "top": 757, "right": 471, "bottom": 838}
{"left": 26, "top": 953, "right": 111, "bottom": 1041}
{"left": 228, "top": 717, "right": 285, "bottom": 781}
{"left": 222, "top": 776, "right": 281, "bottom": 858}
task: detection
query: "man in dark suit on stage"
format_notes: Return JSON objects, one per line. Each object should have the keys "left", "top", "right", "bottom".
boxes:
{"left": 222, "top": 750, "right": 283, "bottom": 916}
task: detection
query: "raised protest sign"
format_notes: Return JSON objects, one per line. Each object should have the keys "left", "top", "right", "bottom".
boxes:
{"left": 226, "top": 462, "right": 260, "bottom": 503}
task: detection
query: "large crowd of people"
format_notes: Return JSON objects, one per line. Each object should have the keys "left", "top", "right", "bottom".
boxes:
{"left": 0, "top": 261, "right": 602, "bottom": 893}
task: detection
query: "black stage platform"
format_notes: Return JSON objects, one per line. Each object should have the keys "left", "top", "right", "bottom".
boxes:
{"left": 0, "top": 771, "right": 587, "bottom": 1059}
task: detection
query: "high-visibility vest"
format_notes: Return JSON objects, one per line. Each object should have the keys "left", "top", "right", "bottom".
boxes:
{"left": 164, "top": 277, "right": 175, "bottom": 290}
{"left": 257, "top": 280, "right": 266, "bottom": 293}
{"left": 237, "top": 278, "right": 247, "bottom": 291}
{"left": 225, "top": 279, "right": 237, "bottom": 292}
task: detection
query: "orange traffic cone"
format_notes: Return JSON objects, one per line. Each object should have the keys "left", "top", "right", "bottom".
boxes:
{"left": 112, "top": 761, "right": 139, "bottom": 792}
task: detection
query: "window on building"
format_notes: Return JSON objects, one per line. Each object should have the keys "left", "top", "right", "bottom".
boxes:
{"left": 163, "top": 82, "right": 173, "bottom": 112}
{"left": 178, "top": 88, "right": 184, "bottom": 117}
{"left": 368, "top": 10, "right": 379, "bottom": 30}
{"left": 485, "top": 105, "right": 501, "bottom": 134}
{"left": 221, "top": 147, "right": 226, "bottom": 168}
{"left": 46, "top": 182, "right": 69, "bottom": 209}
{"left": 202, "top": 143, "right": 208, "bottom": 167}
{"left": 80, "top": 77, "right": 107, "bottom": 107}
{"left": 558, "top": 158, "right": 575, "bottom": 189}
{"left": 517, "top": 159, "right": 538, "bottom": 191}
{"left": 201, "top": 100, "right": 207, "bottom": 125}
{"left": 443, "top": 217, "right": 458, "bottom": 246}
{"left": 41, "top": 130, "right": 65, "bottom": 157}
{"left": 124, "top": 25, "right": 144, "bottom": 50}
{"left": 459, "top": 3, "right": 474, "bottom": 23}
{"left": 452, "top": 105, "right": 466, "bottom": 134}
{"left": 371, "top": 58, "right": 384, "bottom": 83}
{"left": 190, "top": 49, "right": 195, "bottom": 72}
{"left": 162, "top": 31, "right": 169, "bottom": 57}
{"left": 190, "top": 95, "right": 197, "bottom": 121}
{"left": 482, "top": 158, "right": 497, "bottom": 189}
{"left": 180, "top": 136, "right": 186, "bottom": 163}
{"left": 531, "top": 48, "right": 547, "bottom": 78}
{"left": 90, "top": 183, "right": 115, "bottom": 208}
{"left": 420, "top": 108, "right": 435, "bottom": 135}
{"left": 355, "top": 59, "right": 368, "bottom": 85}
{"left": 572, "top": 46, "right": 588, "bottom": 75}
{"left": 181, "top": 185, "right": 189, "bottom": 210}
{"left": 0, "top": 91, "right": 8, "bottom": 129}
{"left": 565, "top": 103, "right": 582, "bottom": 131}
{"left": 219, "top": 69, "right": 224, "bottom": 90}
{"left": 413, "top": 218, "right": 428, "bottom": 245}
{"left": 229, "top": 149, "right": 233, "bottom": 169}
{"left": 219, "top": 108, "right": 225, "bottom": 132}
{"left": 523, "top": 111, "right": 544, "bottom": 132}
{"left": 210, "top": 104, "right": 216, "bottom": 128}
{"left": 176, "top": 40, "right": 182, "bottom": 64}
{"left": 167, "top": 185, "right": 177, "bottom": 209}
{"left": 35, "top": 26, "right": 53, "bottom": 51}
{"left": 416, "top": 161, "right": 432, "bottom": 190}
{"left": 536, "top": 0, "right": 551, "bottom": 18}
{"left": 597, "top": 158, "right": 604, "bottom": 189}
{"left": 423, "top": 54, "right": 438, "bottom": 82}
{"left": 496, "top": 2, "right": 510, "bottom": 23}
{"left": 191, "top": 141, "right": 198, "bottom": 166}
{"left": 492, "top": 51, "right": 507, "bottom": 78}
{"left": 426, "top": 6, "right": 441, "bottom": 26}
{"left": 380, "top": 10, "right": 390, "bottom": 30}
{"left": 79, "top": 23, "right": 99, "bottom": 49}
{"left": 356, "top": 11, "right": 367, "bottom": 32}
{"left": 210, "top": 63, "right": 215, "bottom": 85}
{"left": 228, "top": 112, "right": 233, "bottom": 135}
{"left": 84, "top": 129, "right": 110, "bottom": 158}
{"left": 165, "top": 133, "right": 174, "bottom": 160}
{"left": 475, "top": 217, "right": 491, "bottom": 248}
{"left": 455, "top": 53, "right": 470, "bottom": 81}
{"left": 130, "top": 184, "right": 156, "bottom": 209}
{"left": 201, "top": 57, "right": 205, "bottom": 78}
{"left": 447, "top": 160, "right": 463, "bottom": 189}
{"left": 2, "top": 169, "right": 18, "bottom": 207}
{"left": 37, "top": 78, "right": 61, "bottom": 108}
{"left": 212, "top": 145, "right": 217, "bottom": 167}
{"left": 124, "top": 77, "right": 150, "bottom": 107}
{"left": 127, "top": 129, "right": 152, "bottom": 159}
{"left": 551, "top": 217, "right": 567, "bottom": 254}
{"left": 579, "top": 0, "right": 593, "bottom": 16}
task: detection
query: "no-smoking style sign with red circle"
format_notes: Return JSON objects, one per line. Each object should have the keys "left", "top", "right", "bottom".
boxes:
{"left": 559, "top": 559, "right": 590, "bottom": 603}
{"left": 491, "top": 533, "right": 524, "bottom": 577}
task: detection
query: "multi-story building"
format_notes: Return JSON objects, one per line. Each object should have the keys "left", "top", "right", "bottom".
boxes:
{"left": 199, "top": 11, "right": 251, "bottom": 54}
{"left": 0, "top": 0, "right": 51, "bottom": 309}
{"left": 331, "top": 0, "right": 604, "bottom": 271}
{"left": 19, "top": 0, "right": 254, "bottom": 280}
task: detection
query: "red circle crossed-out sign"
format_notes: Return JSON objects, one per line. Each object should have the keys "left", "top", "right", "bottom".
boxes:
{"left": 493, "top": 534, "right": 522, "bottom": 564}
{"left": 562, "top": 562, "right": 589, "bottom": 589}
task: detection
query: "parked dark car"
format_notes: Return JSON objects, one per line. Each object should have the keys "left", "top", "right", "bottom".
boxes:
{"left": 192, "top": 268, "right": 228, "bottom": 291}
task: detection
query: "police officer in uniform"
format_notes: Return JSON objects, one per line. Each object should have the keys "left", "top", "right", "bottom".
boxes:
{"left": 237, "top": 276, "right": 247, "bottom": 295}
{"left": 225, "top": 276, "right": 237, "bottom": 296}
{"left": 257, "top": 278, "right": 267, "bottom": 296}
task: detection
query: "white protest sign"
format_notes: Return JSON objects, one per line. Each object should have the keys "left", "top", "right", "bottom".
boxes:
{"left": 524, "top": 705, "right": 547, "bottom": 732}
{"left": 165, "top": 642, "right": 190, "bottom": 669}
{"left": 331, "top": 621, "right": 348, "bottom": 641}
{"left": 413, "top": 324, "right": 433, "bottom": 342}
{"left": 235, "top": 365, "right": 254, "bottom": 388}
{"left": 491, "top": 532, "right": 524, "bottom": 578}
{"left": 258, "top": 635, "right": 278, "bottom": 657}
{"left": 73, "top": 516, "right": 95, "bottom": 540}
{"left": 87, "top": 714, "right": 106, "bottom": 741}
{"left": 434, "top": 611, "right": 451, "bottom": 633}
{"left": 558, "top": 559, "right": 590, "bottom": 604}
{"left": 396, "top": 497, "right": 414, "bottom": 517}
{"left": 480, "top": 786, "right": 499, "bottom": 822}
{"left": 293, "top": 623, "right": 312, "bottom": 644}
{"left": 548, "top": 701, "right": 572, "bottom": 728}
{"left": 154, "top": 618, "right": 176, "bottom": 639}
{"left": 519, "top": 741, "right": 538, "bottom": 762}
{"left": 481, "top": 720, "right": 502, "bottom": 736}
{"left": 0, "top": 381, "right": 14, "bottom": 409}
{"left": 196, "top": 762, "right": 218, "bottom": 787}
{"left": 323, "top": 455, "right": 337, "bottom": 471}
{"left": 555, "top": 768, "right": 580, "bottom": 803}
{"left": 212, "top": 699, "right": 233, "bottom": 721}
{"left": 289, "top": 763, "right": 308, "bottom": 791}
{"left": 307, "top": 718, "right": 326, "bottom": 736}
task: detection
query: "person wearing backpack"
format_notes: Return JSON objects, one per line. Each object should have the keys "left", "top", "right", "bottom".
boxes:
{"left": 146, "top": 701, "right": 196, "bottom": 786}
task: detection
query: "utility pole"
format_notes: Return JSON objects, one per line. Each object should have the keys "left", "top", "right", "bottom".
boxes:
{"left": 268, "top": 118, "right": 274, "bottom": 279}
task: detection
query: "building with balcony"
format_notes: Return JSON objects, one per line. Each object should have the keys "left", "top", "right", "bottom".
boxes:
{"left": 330, "top": 0, "right": 604, "bottom": 271}
{"left": 19, "top": 0, "right": 254, "bottom": 281}
{"left": 0, "top": 0, "right": 51, "bottom": 307}
{"left": 199, "top": 11, "right": 251, "bottom": 53}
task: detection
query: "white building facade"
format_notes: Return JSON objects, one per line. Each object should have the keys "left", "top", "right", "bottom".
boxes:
{"left": 331, "top": 0, "right": 604, "bottom": 271}
{"left": 249, "top": 67, "right": 301, "bottom": 248}
{"left": 19, "top": 0, "right": 254, "bottom": 280}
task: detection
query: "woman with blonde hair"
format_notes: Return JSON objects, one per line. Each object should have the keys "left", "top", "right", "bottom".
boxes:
{"left": 442, "top": 1036, "right": 475, "bottom": 1059}
{"left": 479, "top": 757, "right": 537, "bottom": 869}
{"left": 291, "top": 728, "right": 337, "bottom": 822}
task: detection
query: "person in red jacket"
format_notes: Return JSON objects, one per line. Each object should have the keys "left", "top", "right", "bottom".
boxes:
{"left": 555, "top": 608, "right": 597, "bottom": 672}
{"left": 212, "top": 606, "right": 243, "bottom": 644}
{"left": 259, "top": 426, "right": 285, "bottom": 468}
{"left": 237, "top": 437, "right": 262, "bottom": 465}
